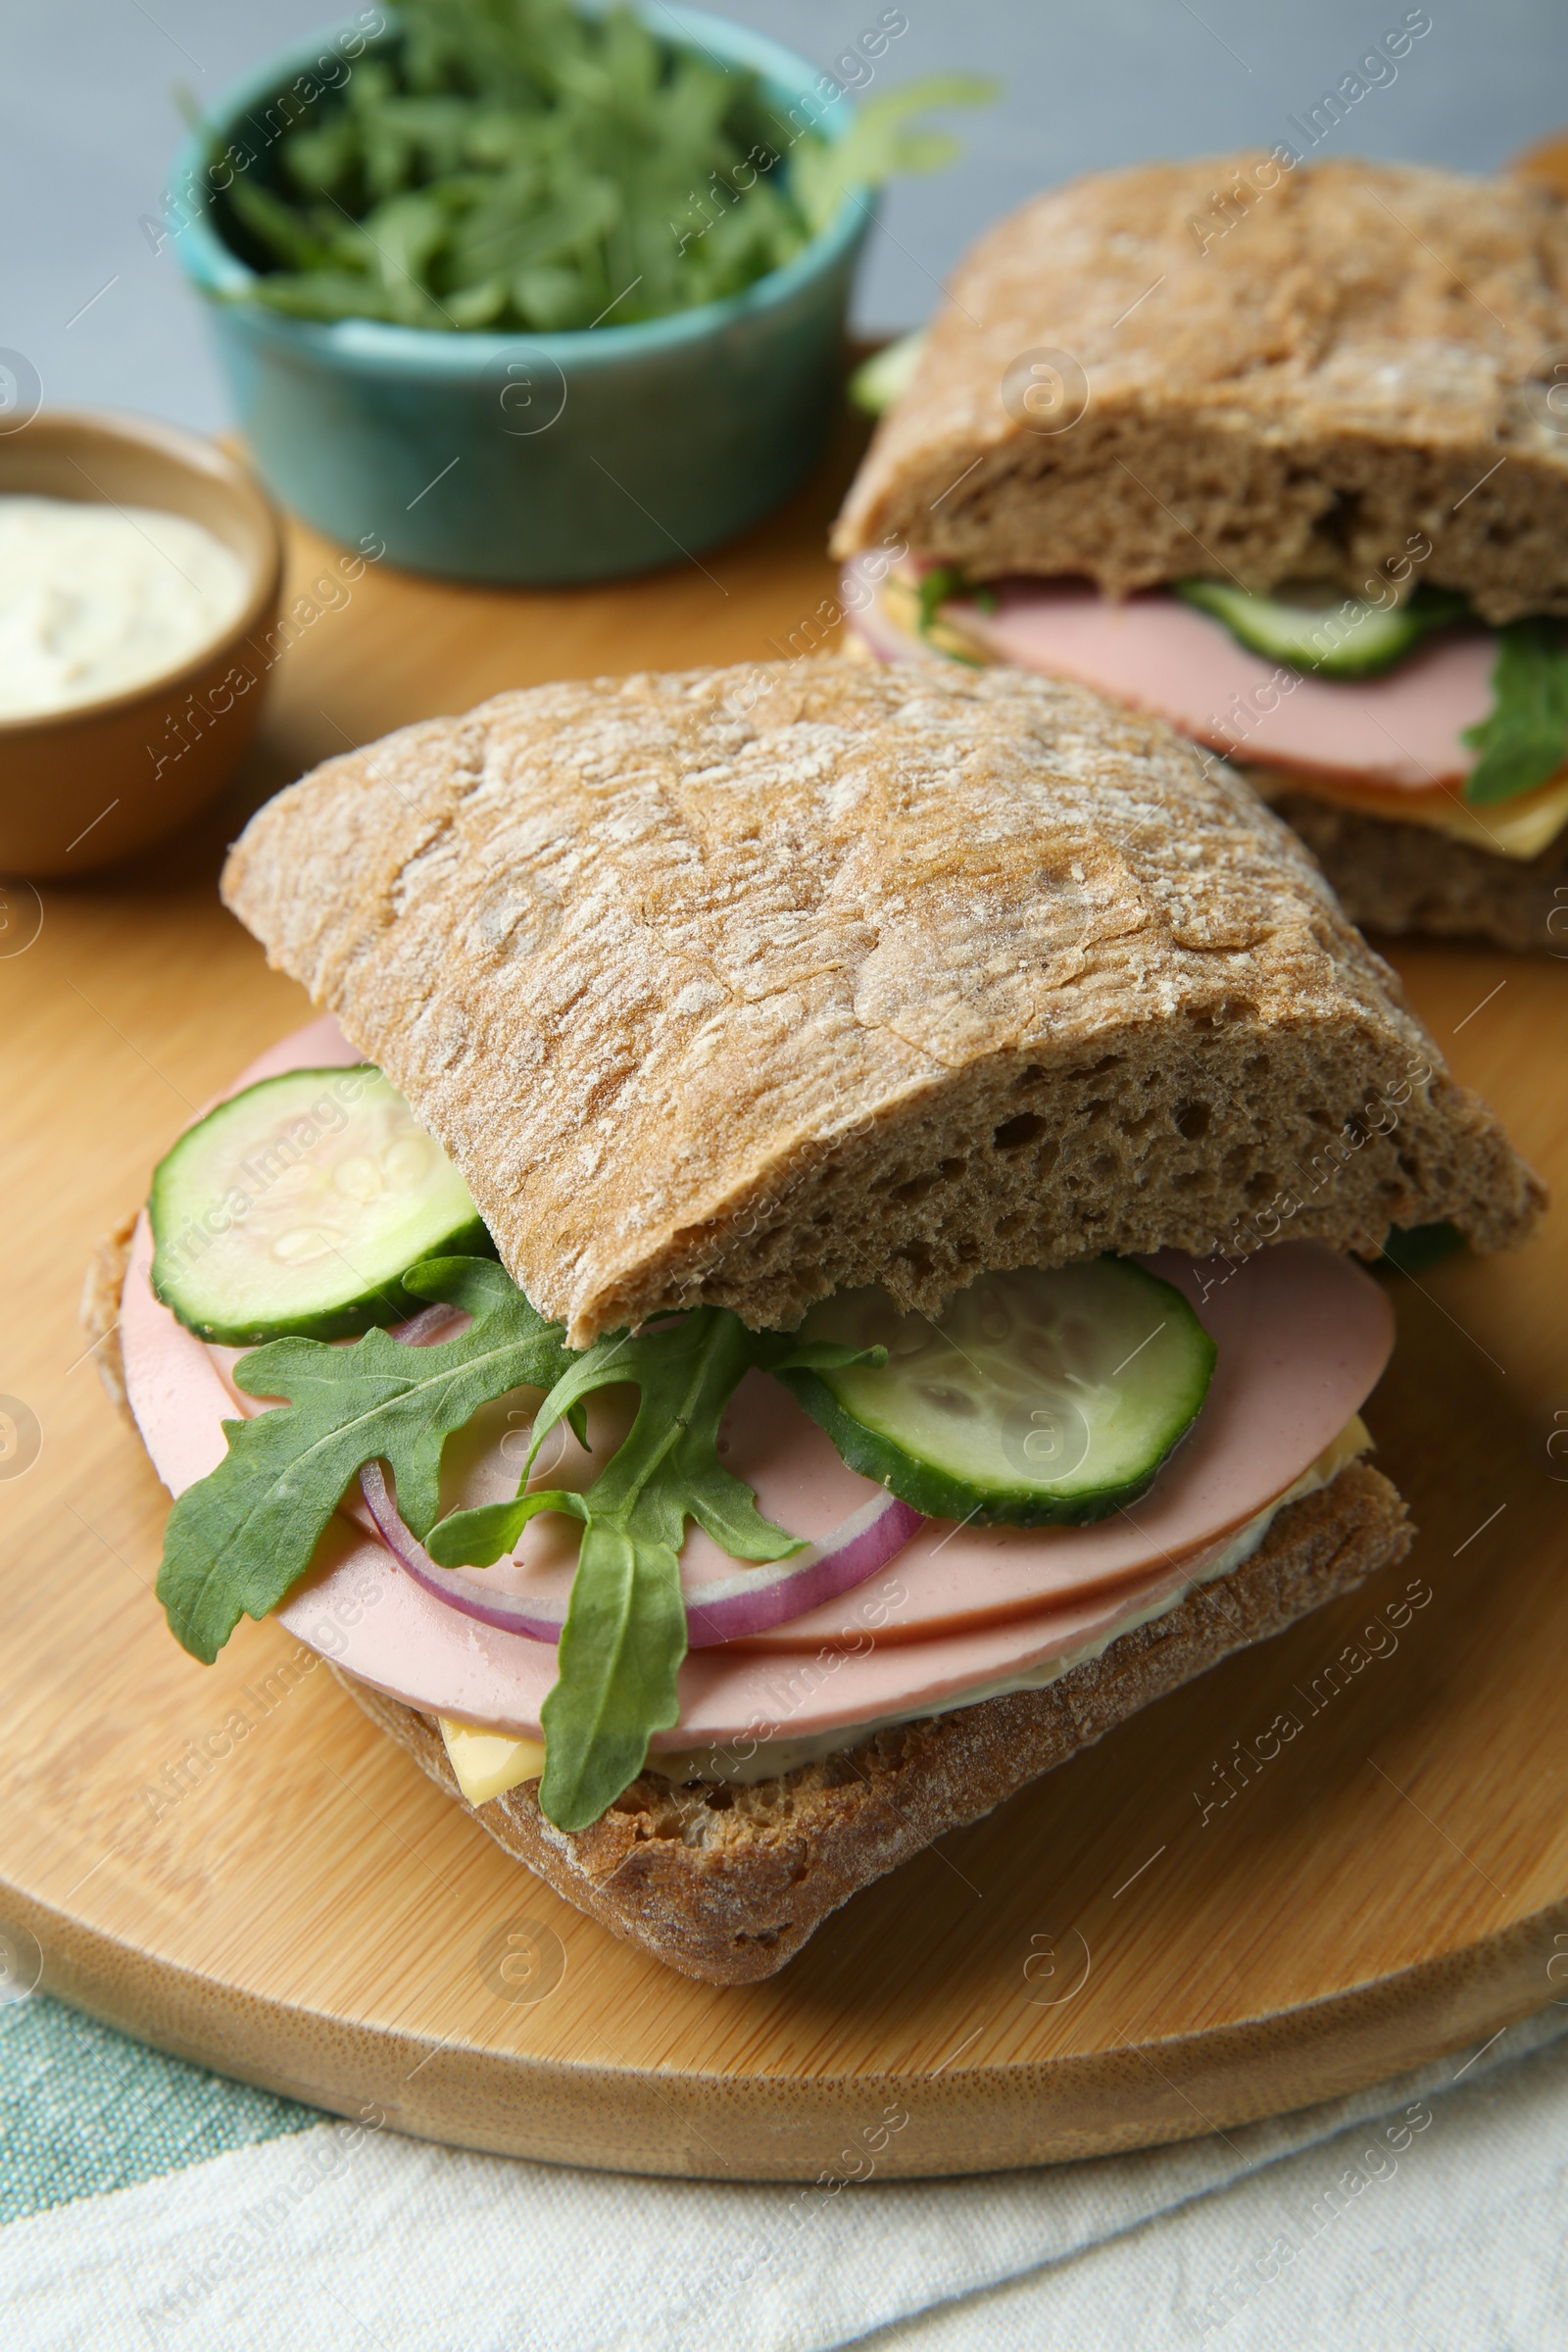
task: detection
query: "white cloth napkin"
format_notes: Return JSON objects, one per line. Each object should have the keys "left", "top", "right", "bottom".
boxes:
{"left": 7, "top": 2001, "right": 1566, "bottom": 2349}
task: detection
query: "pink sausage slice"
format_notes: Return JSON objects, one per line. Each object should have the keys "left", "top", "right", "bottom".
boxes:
{"left": 122, "top": 1203, "right": 1390, "bottom": 1650}
{"left": 226, "top": 1010, "right": 361, "bottom": 1086}
{"left": 129, "top": 1222, "right": 1194, "bottom": 1745}
{"left": 268, "top": 1523, "right": 1209, "bottom": 1750}
{"left": 948, "top": 580, "right": 1495, "bottom": 793}
{"left": 122, "top": 1021, "right": 1395, "bottom": 1744}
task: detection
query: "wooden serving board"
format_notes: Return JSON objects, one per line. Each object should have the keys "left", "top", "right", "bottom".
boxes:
{"left": 4, "top": 403, "right": 1568, "bottom": 2181}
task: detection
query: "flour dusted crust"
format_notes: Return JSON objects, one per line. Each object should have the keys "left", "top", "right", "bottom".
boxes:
{"left": 337, "top": 1460, "right": 1410, "bottom": 1983}
{"left": 221, "top": 659, "right": 1540, "bottom": 1344}
{"left": 831, "top": 156, "right": 1568, "bottom": 624}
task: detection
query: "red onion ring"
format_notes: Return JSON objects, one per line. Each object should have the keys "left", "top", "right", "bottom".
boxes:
{"left": 358, "top": 1461, "right": 923, "bottom": 1649}
{"left": 392, "top": 1301, "right": 469, "bottom": 1347}
{"left": 376, "top": 1290, "right": 923, "bottom": 1642}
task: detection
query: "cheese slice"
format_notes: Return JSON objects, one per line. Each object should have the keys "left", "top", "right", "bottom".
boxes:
{"left": 439, "top": 1719, "right": 547, "bottom": 1806}
{"left": 880, "top": 571, "right": 991, "bottom": 668}
{"left": 1245, "top": 761, "right": 1568, "bottom": 861}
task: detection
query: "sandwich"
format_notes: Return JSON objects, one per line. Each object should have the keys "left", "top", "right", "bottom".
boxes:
{"left": 90, "top": 658, "right": 1543, "bottom": 1984}
{"left": 832, "top": 154, "right": 1568, "bottom": 954}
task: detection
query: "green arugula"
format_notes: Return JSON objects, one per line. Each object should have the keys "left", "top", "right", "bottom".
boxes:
{"left": 157, "top": 1251, "right": 877, "bottom": 1834}
{"left": 1462, "top": 618, "right": 1568, "bottom": 805}
{"left": 915, "top": 564, "right": 997, "bottom": 661}
{"left": 196, "top": 2, "right": 993, "bottom": 333}
{"left": 847, "top": 325, "right": 925, "bottom": 417}
{"left": 425, "top": 1308, "right": 876, "bottom": 1832}
{"left": 790, "top": 77, "right": 998, "bottom": 234}
{"left": 156, "top": 1256, "right": 574, "bottom": 1665}
{"left": 1378, "top": 1220, "right": 1465, "bottom": 1276}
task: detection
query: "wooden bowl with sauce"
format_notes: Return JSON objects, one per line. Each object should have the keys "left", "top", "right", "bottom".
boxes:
{"left": 0, "top": 411, "right": 282, "bottom": 877}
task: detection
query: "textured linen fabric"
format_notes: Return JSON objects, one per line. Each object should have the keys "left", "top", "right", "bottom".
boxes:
{"left": 2, "top": 1991, "right": 1565, "bottom": 2349}
{"left": 0, "top": 1995, "right": 316, "bottom": 2226}
{"left": 865, "top": 2010, "right": 1568, "bottom": 2349}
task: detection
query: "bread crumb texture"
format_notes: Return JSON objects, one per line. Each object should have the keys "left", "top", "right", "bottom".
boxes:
{"left": 221, "top": 659, "right": 1541, "bottom": 1345}
{"left": 80, "top": 1214, "right": 136, "bottom": 1415}
{"left": 339, "top": 1459, "right": 1411, "bottom": 1982}
{"left": 1271, "top": 789, "right": 1568, "bottom": 953}
{"left": 832, "top": 155, "right": 1568, "bottom": 623}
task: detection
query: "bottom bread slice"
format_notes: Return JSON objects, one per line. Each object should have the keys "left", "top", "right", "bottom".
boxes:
{"left": 1269, "top": 790, "right": 1568, "bottom": 955}
{"left": 335, "top": 1460, "right": 1411, "bottom": 1984}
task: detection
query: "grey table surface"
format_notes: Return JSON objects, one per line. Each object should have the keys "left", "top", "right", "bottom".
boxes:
{"left": 5, "top": 0, "right": 1567, "bottom": 433}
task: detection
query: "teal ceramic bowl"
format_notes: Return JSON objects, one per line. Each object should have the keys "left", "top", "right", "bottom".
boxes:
{"left": 171, "top": 10, "right": 870, "bottom": 584}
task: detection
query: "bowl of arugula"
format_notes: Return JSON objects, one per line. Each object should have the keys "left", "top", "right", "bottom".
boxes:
{"left": 168, "top": 2, "right": 988, "bottom": 584}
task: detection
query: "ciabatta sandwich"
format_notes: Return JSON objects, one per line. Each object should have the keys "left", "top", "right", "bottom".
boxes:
{"left": 92, "top": 659, "right": 1542, "bottom": 1983}
{"left": 833, "top": 156, "right": 1568, "bottom": 953}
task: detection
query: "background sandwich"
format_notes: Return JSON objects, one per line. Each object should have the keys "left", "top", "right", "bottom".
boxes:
{"left": 834, "top": 155, "right": 1568, "bottom": 954}
{"left": 97, "top": 659, "right": 1543, "bottom": 1982}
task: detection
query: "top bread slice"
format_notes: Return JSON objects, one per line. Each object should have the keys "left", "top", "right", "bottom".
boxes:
{"left": 221, "top": 657, "right": 1540, "bottom": 1346}
{"left": 831, "top": 156, "right": 1568, "bottom": 623}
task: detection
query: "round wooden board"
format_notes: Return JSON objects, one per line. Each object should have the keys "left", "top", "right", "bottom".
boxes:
{"left": 4, "top": 411, "right": 1568, "bottom": 2181}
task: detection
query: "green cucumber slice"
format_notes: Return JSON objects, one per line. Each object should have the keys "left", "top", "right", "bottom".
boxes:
{"left": 150, "top": 1066, "right": 493, "bottom": 1344}
{"left": 777, "top": 1259, "right": 1216, "bottom": 1527}
{"left": 1176, "top": 579, "right": 1470, "bottom": 679}
{"left": 848, "top": 328, "right": 927, "bottom": 416}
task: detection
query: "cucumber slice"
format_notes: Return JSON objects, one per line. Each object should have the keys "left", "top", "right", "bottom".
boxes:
{"left": 1176, "top": 579, "right": 1469, "bottom": 679}
{"left": 150, "top": 1066, "right": 493, "bottom": 1344}
{"left": 777, "top": 1259, "right": 1216, "bottom": 1527}
{"left": 848, "top": 328, "right": 926, "bottom": 416}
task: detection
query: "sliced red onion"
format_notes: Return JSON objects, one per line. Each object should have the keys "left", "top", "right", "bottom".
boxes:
{"left": 392, "top": 1301, "right": 469, "bottom": 1347}
{"left": 683, "top": 1491, "right": 925, "bottom": 1644}
{"left": 358, "top": 1461, "right": 923, "bottom": 1649}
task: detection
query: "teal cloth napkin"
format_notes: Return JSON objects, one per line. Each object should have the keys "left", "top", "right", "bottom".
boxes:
{"left": 0, "top": 1994, "right": 317, "bottom": 2226}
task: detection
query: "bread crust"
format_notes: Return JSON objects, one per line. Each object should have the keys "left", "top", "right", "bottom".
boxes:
{"left": 337, "top": 1460, "right": 1411, "bottom": 1983}
{"left": 220, "top": 658, "right": 1541, "bottom": 1346}
{"left": 1269, "top": 790, "right": 1568, "bottom": 954}
{"left": 831, "top": 156, "right": 1568, "bottom": 622}
{"left": 80, "top": 1214, "right": 137, "bottom": 1416}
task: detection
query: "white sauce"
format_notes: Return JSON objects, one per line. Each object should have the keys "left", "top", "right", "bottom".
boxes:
{"left": 0, "top": 495, "right": 250, "bottom": 719}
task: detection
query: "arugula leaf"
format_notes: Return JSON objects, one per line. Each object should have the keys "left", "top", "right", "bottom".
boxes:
{"left": 910, "top": 564, "right": 998, "bottom": 665}
{"left": 427, "top": 1309, "right": 876, "bottom": 1832}
{"left": 201, "top": 2, "right": 994, "bottom": 332}
{"left": 158, "top": 1231, "right": 878, "bottom": 1834}
{"left": 155, "top": 1256, "right": 573, "bottom": 1664}
{"left": 221, "top": 176, "right": 340, "bottom": 272}
{"left": 1462, "top": 618, "right": 1568, "bottom": 805}
{"left": 791, "top": 75, "right": 999, "bottom": 234}
{"left": 1378, "top": 1220, "right": 1465, "bottom": 1275}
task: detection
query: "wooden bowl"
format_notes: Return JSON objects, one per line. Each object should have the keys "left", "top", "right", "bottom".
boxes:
{"left": 0, "top": 412, "right": 283, "bottom": 876}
